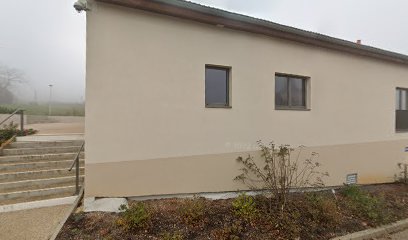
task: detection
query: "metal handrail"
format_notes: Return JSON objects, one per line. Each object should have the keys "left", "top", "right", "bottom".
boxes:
{"left": 0, "top": 134, "right": 17, "bottom": 149}
{"left": 69, "top": 141, "right": 85, "bottom": 194}
{"left": 0, "top": 108, "right": 21, "bottom": 125}
{"left": 0, "top": 108, "right": 24, "bottom": 131}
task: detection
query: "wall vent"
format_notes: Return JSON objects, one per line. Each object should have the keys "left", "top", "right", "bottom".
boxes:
{"left": 346, "top": 173, "right": 358, "bottom": 185}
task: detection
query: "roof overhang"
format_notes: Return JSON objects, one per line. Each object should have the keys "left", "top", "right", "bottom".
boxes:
{"left": 97, "top": 0, "right": 408, "bottom": 66}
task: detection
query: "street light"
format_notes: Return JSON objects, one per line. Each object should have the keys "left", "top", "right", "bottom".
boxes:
{"left": 48, "top": 84, "right": 53, "bottom": 116}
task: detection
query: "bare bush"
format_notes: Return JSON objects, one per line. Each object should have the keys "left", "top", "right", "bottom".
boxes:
{"left": 235, "top": 141, "right": 329, "bottom": 214}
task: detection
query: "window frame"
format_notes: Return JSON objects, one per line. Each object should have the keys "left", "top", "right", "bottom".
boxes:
{"left": 396, "top": 87, "right": 408, "bottom": 132}
{"left": 396, "top": 88, "right": 408, "bottom": 111}
{"left": 275, "top": 73, "right": 310, "bottom": 111}
{"left": 205, "top": 65, "right": 232, "bottom": 108}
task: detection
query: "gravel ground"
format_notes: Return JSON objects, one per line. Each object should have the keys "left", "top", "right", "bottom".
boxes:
{"left": 378, "top": 229, "right": 408, "bottom": 240}
{"left": 0, "top": 205, "right": 71, "bottom": 240}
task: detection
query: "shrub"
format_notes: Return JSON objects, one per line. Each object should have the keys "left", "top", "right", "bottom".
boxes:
{"left": 0, "top": 122, "right": 18, "bottom": 144}
{"left": 178, "top": 196, "right": 206, "bottom": 225}
{"left": 235, "top": 141, "right": 329, "bottom": 215}
{"left": 117, "top": 203, "right": 150, "bottom": 231}
{"left": 342, "top": 185, "right": 388, "bottom": 224}
{"left": 0, "top": 122, "right": 37, "bottom": 145}
{"left": 232, "top": 193, "right": 258, "bottom": 221}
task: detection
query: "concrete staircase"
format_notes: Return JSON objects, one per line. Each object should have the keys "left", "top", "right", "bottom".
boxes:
{"left": 0, "top": 139, "right": 84, "bottom": 206}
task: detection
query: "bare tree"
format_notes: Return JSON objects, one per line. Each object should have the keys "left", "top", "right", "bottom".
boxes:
{"left": 0, "top": 64, "right": 25, "bottom": 104}
{"left": 0, "top": 64, "right": 25, "bottom": 89}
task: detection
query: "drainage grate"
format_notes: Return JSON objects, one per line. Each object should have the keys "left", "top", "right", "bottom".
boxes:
{"left": 346, "top": 173, "right": 358, "bottom": 185}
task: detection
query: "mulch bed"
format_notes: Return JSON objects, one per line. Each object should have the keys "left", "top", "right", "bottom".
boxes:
{"left": 57, "top": 183, "right": 408, "bottom": 240}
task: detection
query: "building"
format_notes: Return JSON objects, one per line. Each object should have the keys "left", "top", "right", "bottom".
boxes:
{"left": 85, "top": 0, "right": 408, "bottom": 198}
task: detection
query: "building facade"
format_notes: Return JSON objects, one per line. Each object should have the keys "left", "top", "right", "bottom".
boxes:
{"left": 85, "top": 0, "right": 408, "bottom": 198}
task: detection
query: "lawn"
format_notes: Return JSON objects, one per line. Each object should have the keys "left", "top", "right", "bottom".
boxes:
{"left": 0, "top": 103, "right": 84, "bottom": 116}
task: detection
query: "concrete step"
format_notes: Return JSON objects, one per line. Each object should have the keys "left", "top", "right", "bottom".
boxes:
{"left": 0, "top": 138, "right": 85, "bottom": 205}
{"left": 0, "top": 152, "right": 85, "bottom": 164}
{"left": 0, "top": 176, "right": 84, "bottom": 194}
{"left": 0, "top": 185, "right": 79, "bottom": 205}
{"left": 0, "top": 167, "right": 85, "bottom": 183}
{"left": 2, "top": 146, "right": 83, "bottom": 156}
{"left": 16, "top": 134, "right": 84, "bottom": 142}
{"left": 0, "top": 192, "right": 76, "bottom": 206}
{"left": 8, "top": 140, "right": 84, "bottom": 149}
{"left": 0, "top": 159, "right": 85, "bottom": 173}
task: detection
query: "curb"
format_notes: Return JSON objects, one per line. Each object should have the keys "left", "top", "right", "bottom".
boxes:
{"left": 48, "top": 186, "right": 84, "bottom": 240}
{"left": 0, "top": 196, "right": 76, "bottom": 213}
{"left": 331, "top": 218, "right": 408, "bottom": 240}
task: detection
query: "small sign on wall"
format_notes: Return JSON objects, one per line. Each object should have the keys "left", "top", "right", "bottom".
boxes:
{"left": 346, "top": 173, "right": 358, "bottom": 185}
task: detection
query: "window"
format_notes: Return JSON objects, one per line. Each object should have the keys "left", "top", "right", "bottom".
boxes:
{"left": 396, "top": 88, "right": 408, "bottom": 131}
{"left": 205, "top": 66, "right": 230, "bottom": 107}
{"left": 275, "top": 74, "right": 308, "bottom": 109}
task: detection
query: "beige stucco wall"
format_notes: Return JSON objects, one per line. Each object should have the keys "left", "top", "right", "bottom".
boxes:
{"left": 87, "top": 140, "right": 408, "bottom": 197}
{"left": 85, "top": 2, "right": 408, "bottom": 197}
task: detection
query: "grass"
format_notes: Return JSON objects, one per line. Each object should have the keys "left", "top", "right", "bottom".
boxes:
{"left": 0, "top": 103, "right": 85, "bottom": 116}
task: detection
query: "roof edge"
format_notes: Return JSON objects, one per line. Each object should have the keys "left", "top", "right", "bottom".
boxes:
{"left": 97, "top": 0, "right": 408, "bottom": 66}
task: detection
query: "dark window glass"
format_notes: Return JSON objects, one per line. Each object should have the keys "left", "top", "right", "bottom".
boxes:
{"left": 289, "top": 77, "right": 306, "bottom": 107}
{"left": 205, "top": 66, "right": 229, "bottom": 107}
{"left": 396, "top": 89, "right": 401, "bottom": 110}
{"left": 396, "top": 88, "right": 408, "bottom": 131}
{"left": 396, "top": 89, "right": 407, "bottom": 110}
{"left": 275, "top": 74, "right": 307, "bottom": 109}
{"left": 275, "top": 76, "right": 288, "bottom": 106}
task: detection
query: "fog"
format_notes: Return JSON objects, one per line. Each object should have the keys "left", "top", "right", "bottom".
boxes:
{"left": 0, "top": 0, "right": 85, "bottom": 103}
{"left": 0, "top": 0, "right": 407, "bottom": 103}
{"left": 191, "top": 0, "right": 408, "bottom": 55}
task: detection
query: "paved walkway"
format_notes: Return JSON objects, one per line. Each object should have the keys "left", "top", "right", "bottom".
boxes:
{"left": 0, "top": 205, "right": 71, "bottom": 240}
{"left": 378, "top": 229, "right": 408, "bottom": 240}
{"left": 26, "top": 122, "right": 84, "bottom": 134}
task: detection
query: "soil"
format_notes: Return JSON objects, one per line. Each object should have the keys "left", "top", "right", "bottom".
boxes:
{"left": 57, "top": 183, "right": 408, "bottom": 240}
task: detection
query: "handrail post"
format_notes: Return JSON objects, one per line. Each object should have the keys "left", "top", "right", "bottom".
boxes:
{"left": 19, "top": 110, "right": 24, "bottom": 132}
{"left": 68, "top": 142, "right": 84, "bottom": 195}
{"left": 75, "top": 155, "right": 80, "bottom": 194}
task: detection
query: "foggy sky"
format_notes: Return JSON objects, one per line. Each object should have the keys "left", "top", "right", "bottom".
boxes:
{"left": 0, "top": 0, "right": 85, "bottom": 103}
{"left": 1, "top": 0, "right": 407, "bottom": 102}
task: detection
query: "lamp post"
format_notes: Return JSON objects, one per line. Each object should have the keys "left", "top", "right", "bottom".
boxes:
{"left": 48, "top": 84, "right": 53, "bottom": 116}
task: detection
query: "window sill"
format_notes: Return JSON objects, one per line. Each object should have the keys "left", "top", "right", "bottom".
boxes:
{"left": 396, "top": 130, "right": 408, "bottom": 133}
{"left": 205, "top": 105, "right": 232, "bottom": 109}
{"left": 275, "top": 107, "right": 310, "bottom": 111}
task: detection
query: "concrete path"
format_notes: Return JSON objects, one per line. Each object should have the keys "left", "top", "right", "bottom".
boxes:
{"left": 0, "top": 204, "right": 71, "bottom": 240}
{"left": 378, "top": 229, "right": 408, "bottom": 240}
{"left": 26, "top": 122, "right": 84, "bottom": 134}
